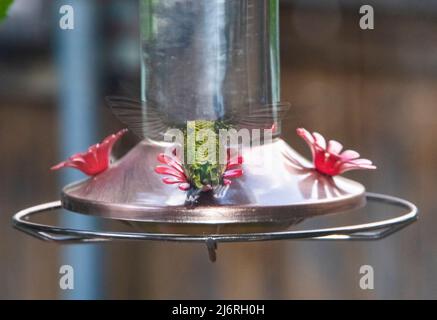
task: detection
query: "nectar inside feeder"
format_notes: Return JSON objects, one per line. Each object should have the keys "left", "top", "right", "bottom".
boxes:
{"left": 13, "top": 0, "right": 418, "bottom": 262}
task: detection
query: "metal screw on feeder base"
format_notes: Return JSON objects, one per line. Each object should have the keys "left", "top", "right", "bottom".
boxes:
{"left": 206, "top": 238, "right": 218, "bottom": 263}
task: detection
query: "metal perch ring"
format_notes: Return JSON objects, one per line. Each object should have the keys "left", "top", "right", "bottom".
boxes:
{"left": 12, "top": 192, "right": 418, "bottom": 262}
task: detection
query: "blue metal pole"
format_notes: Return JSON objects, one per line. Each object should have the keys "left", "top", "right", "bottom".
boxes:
{"left": 54, "top": 0, "right": 103, "bottom": 299}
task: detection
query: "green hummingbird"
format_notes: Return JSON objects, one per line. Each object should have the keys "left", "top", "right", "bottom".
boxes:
{"left": 183, "top": 120, "right": 230, "bottom": 191}
{"left": 106, "top": 95, "right": 289, "bottom": 201}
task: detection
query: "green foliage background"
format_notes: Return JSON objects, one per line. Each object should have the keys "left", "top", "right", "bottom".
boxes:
{"left": 0, "top": 0, "right": 14, "bottom": 22}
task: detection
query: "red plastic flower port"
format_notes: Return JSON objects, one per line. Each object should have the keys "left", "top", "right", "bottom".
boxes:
{"left": 51, "top": 129, "right": 128, "bottom": 176}
{"left": 222, "top": 149, "right": 243, "bottom": 186}
{"left": 155, "top": 148, "right": 243, "bottom": 192}
{"left": 155, "top": 152, "right": 191, "bottom": 191}
{"left": 296, "top": 128, "right": 376, "bottom": 176}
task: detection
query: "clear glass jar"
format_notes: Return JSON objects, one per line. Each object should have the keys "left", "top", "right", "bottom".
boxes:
{"left": 139, "top": 0, "right": 281, "bottom": 139}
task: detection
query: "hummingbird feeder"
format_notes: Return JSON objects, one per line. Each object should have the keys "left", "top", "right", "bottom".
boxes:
{"left": 13, "top": 0, "right": 417, "bottom": 262}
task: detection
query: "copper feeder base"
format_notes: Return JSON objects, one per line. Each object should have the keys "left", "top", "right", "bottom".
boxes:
{"left": 12, "top": 140, "right": 418, "bottom": 262}
{"left": 60, "top": 139, "right": 365, "bottom": 233}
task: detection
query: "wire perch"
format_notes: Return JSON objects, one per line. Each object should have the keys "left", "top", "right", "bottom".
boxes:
{"left": 12, "top": 193, "right": 417, "bottom": 262}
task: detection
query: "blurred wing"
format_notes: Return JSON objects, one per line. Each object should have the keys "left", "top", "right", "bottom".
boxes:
{"left": 106, "top": 96, "right": 168, "bottom": 140}
{"left": 235, "top": 102, "right": 291, "bottom": 130}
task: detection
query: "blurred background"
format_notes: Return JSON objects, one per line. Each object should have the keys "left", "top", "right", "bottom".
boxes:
{"left": 0, "top": 0, "right": 435, "bottom": 299}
